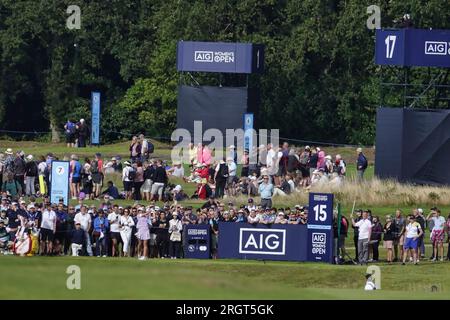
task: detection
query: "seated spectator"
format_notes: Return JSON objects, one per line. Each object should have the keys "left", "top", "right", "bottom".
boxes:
{"left": 101, "top": 181, "right": 120, "bottom": 199}
{"left": 247, "top": 210, "right": 259, "bottom": 224}
{"left": 167, "top": 161, "right": 185, "bottom": 178}
{"left": 260, "top": 208, "right": 276, "bottom": 225}
{"left": 275, "top": 212, "right": 288, "bottom": 224}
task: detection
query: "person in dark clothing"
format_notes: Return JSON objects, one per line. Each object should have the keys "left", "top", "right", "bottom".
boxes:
{"left": 370, "top": 216, "right": 383, "bottom": 262}
{"left": 413, "top": 208, "right": 426, "bottom": 259}
{"left": 352, "top": 210, "right": 362, "bottom": 262}
{"left": 70, "top": 222, "right": 85, "bottom": 256}
{"left": 214, "top": 159, "right": 228, "bottom": 198}
{"left": 201, "top": 196, "right": 219, "bottom": 209}
{"left": 13, "top": 152, "right": 26, "bottom": 196}
{"left": 65, "top": 206, "right": 76, "bottom": 255}
{"left": 54, "top": 204, "right": 68, "bottom": 255}
{"left": 287, "top": 149, "right": 299, "bottom": 175}
{"left": 76, "top": 119, "right": 90, "bottom": 147}
{"left": 101, "top": 181, "right": 120, "bottom": 199}
{"left": 150, "top": 160, "right": 168, "bottom": 201}
{"left": 155, "top": 211, "right": 169, "bottom": 258}
{"left": 383, "top": 215, "right": 395, "bottom": 263}
{"left": 308, "top": 148, "right": 318, "bottom": 177}
{"left": 356, "top": 148, "right": 368, "bottom": 182}
{"left": 24, "top": 155, "right": 38, "bottom": 196}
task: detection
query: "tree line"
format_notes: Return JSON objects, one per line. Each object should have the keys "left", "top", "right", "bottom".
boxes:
{"left": 0, "top": 0, "right": 448, "bottom": 144}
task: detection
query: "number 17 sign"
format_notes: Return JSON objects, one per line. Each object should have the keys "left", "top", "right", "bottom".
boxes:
{"left": 307, "top": 192, "right": 334, "bottom": 263}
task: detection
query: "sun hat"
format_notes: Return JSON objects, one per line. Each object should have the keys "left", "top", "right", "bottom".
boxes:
{"left": 357, "top": 147, "right": 362, "bottom": 153}
{"left": 111, "top": 157, "right": 117, "bottom": 161}
{"left": 5, "top": 148, "right": 13, "bottom": 155}
{"left": 124, "top": 161, "right": 131, "bottom": 165}
{"left": 26, "top": 154, "right": 33, "bottom": 161}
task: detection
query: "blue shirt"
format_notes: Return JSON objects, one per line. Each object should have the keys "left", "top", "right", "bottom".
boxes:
{"left": 259, "top": 182, "right": 274, "bottom": 199}
{"left": 93, "top": 216, "right": 109, "bottom": 233}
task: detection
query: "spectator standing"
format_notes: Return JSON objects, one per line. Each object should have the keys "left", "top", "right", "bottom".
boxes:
{"left": 168, "top": 212, "right": 182, "bottom": 259}
{"left": 351, "top": 210, "right": 371, "bottom": 265}
{"left": 119, "top": 208, "right": 135, "bottom": 257}
{"left": 129, "top": 136, "right": 141, "bottom": 163}
{"left": 91, "top": 153, "right": 103, "bottom": 199}
{"left": 402, "top": 215, "right": 423, "bottom": 265}
{"left": 356, "top": 147, "right": 368, "bottom": 182}
{"left": 70, "top": 155, "right": 81, "bottom": 200}
{"left": 133, "top": 161, "right": 144, "bottom": 201}
{"left": 76, "top": 119, "right": 89, "bottom": 147}
{"left": 427, "top": 208, "right": 446, "bottom": 262}
{"left": 122, "top": 161, "right": 134, "bottom": 200}
{"left": 334, "top": 154, "right": 346, "bottom": 177}
{"left": 54, "top": 203, "right": 68, "bottom": 255}
{"left": 383, "top": 215, "right": 395, "bottom": 263}
{"left": 74, "top": 206, "right": 93, "bottom": 256}
{"left": 40, "top": 204, "right": 56, "bottom": 255}
{"left": 151, "top": 160, "right": 167, "bottom": 201}
{"left": 393, "top": 209, "right": 406, "bottom": 262}
{"left": 370, "top": 216, "right": 383, "bottom": 262}
{"left": 414, "top": 208, "right": 426, "bottom": 261}
{"left": 259, "top": 175, "right": 274, "bottom": 209}
{"left": 93, "top": 209, "right": 109, "bottom": 257}
{"left": 13, "top": 151, "right": 26, "bottom": 196}
{"left": 108, "top": 207, "right": 121, "bottom": 257}
{"left": 155, "top": 211, "right": 169, "bottom": 258}
{"left": 214, "top": 159, "right": 228, "bottom": 198}
{"left": 64, "top": 119, "right": 76, "bottom": 148}
{"left": 24, "top": 155, "right": 37, "bottom": 196}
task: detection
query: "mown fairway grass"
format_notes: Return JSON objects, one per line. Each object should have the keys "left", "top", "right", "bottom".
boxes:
{"left": 0, "top": 255, "right": 449, "bottom": 299}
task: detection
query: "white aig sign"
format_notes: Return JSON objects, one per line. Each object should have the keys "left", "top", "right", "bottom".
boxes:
{"left": 307, "top": 193, "right": 334, "bottom": 263}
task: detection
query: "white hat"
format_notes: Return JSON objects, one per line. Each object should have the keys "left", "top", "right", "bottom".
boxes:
{"left": 196, "top": 163, "right": 203, "bottom": 168}
{"left": 259, "top": 144, "right": 265, "bottom": 149}
{"left": 172, "top": 212, "right": 178, "bottom": 216}
{"left": 226, "top": 157, "right": 233, "bottom": 162}
{"left": 174, "top": 185, "right": 182, "bottom": 192}
{"left": 111, "top": 157, "right": 117, "bottom": 161}
{"left": 124, "top": 161, "right": 131, "bottom": 165}
{"left": 325, "top": 155, "right": 332, "bottom": 160}
{"left": 27, "top": 205, "right": 35, "bottom": 210}
{"left": 357, "top": 147, "right": 362, "bottom": 153}
{"left": 418, "top": 208, "right": 423, "bottom": 214}
{"left": 5, "top": 148, "right": 13, "bottom": 155}
{"left": 229, "top": 145, "right": 235, "bottom": 149}
{"left": 80, "top": 118, "right": 85, "bottom": 123}
{"left": 26, "top": 155, "right": 33, "bottom": 160}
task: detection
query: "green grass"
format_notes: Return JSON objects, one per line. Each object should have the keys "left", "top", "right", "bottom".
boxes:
{"left": 0, "top": 255, "right": 449, "bottom": 299}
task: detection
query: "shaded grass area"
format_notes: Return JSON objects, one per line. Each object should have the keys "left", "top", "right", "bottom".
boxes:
{"left": 0, "top": 256, "right": 448, "bottom": 299}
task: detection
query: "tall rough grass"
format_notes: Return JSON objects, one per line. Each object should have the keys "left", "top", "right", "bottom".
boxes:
{"left": 285, "top": 178, "right": 450, "bottom": 207}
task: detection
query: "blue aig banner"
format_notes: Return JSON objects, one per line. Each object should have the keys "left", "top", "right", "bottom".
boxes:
{"left": 177, "top": 41, "right": 264, "bottom": 74}
{"left": 50, "top": 161, "right": 70, "bottom": 206}
{"left": 218, "top": 223, "right": 308, "bottom": 261}
{"left": 307, "top": 193, "right": 334, "bottom": 263}
{"left": 376, "top": 29, "right": 450, "bottom": 67}
{"left": 91, "top": 92, "right": 101, "bottom": 145}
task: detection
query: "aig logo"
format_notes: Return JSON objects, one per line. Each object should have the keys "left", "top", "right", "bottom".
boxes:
{"left": 425, "top": 41, "right": 449, "bottom": 55}
{"left": 194, "top": 51, "right": 235, "bottom": 63}
{"left": 194, "top": 51, "right": 213, "bottom": 62}
{"left": 239, "top": 228, "right": 286, "bottom": 255}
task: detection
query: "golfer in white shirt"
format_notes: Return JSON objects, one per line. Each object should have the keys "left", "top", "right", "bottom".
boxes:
{"left": 351, "top": 210, "right": 372, "bottom": 265}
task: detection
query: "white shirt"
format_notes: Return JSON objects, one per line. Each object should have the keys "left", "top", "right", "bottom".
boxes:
{"left": 287, "top": 180, "right": 295, "bottom": 193}
{"left": 172, "top": 166, "right": 185, "bottom": 178}
{"left": 227, "top": 162, "right": 237, "bottom": 177}
{"left": 432, "top": 216, "right": 445, "bottom": 231}
{"left": 41, "top": 210, "right": 56, "bottom": 231}
{"left": 74, "top": 212, "right": 91, "bottom": 231}
{"left": 405, "top": 222, "right": 422, "bottom": 238}
{"left": 120, "top": 215, "right": 135, "bottom": 231}
{"left": 108, "top": 212, "right": 121, "bottom": 233}
{"left": 355, "top": 219, "right": 372, "bottom": 240}
{"left": 122, "top": 166, "right": 132, "bottom": 182}
{"left": 266, "top": 149, "right": 276, "bottom": 168}
{"left": 247, "top": 215, "right": 259, "bottom": 224}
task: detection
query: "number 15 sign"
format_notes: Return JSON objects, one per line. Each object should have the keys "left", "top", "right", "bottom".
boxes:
{"left": 307, "top": 193, "right": 334, "bottom": 263}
